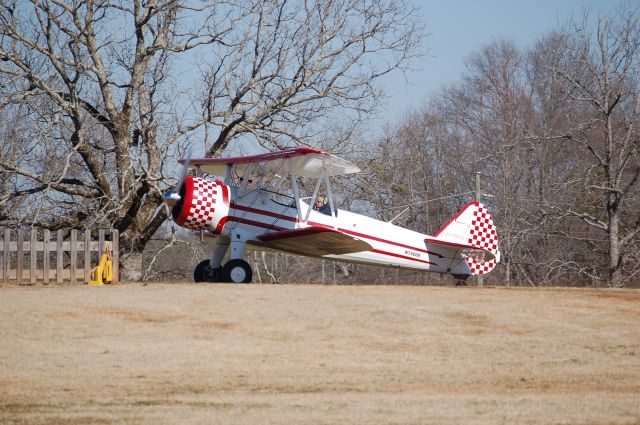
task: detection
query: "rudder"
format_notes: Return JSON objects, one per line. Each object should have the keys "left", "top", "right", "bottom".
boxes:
{"left": 435, "top": 201, "right": 500, "bottom": 275}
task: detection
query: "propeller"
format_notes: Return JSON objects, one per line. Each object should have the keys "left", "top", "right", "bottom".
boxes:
{"left": 163, "top": 148, "right": 192, "bottom": 208}
{"left": 148, "top": 149, "right": 193, "bottom": 226}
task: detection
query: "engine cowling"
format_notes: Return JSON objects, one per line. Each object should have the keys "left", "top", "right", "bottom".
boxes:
{"left": 171, "top": 176, "right": 230, "bottom": 234}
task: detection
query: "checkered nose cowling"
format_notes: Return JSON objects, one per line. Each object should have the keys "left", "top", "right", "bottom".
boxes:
{"left": 464, "top": 202, "right": 501, "bottom": 275}
{"left": 171, "top": 176, "right": 230, "bottom": 233}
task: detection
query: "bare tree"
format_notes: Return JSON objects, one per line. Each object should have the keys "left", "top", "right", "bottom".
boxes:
{"left": 530, "top": 8, "right": 640, "bottom": 287}
{"left": 0, "top": 0, "right": 424, "bottom": 279}
{"left": 200, "top": 1, "right": 424, "bottom": 154}
{"left": 361, "top": 6, "right": 640, "bottom": 287}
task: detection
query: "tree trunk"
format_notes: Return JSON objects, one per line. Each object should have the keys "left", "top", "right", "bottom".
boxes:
{"left": 505, "top": 231, "right": 511, "bottom": 286}
{"left": 119, "top": 250, "right": 144, "bottom": 282}
{"left": 608, "top": 207, "right": 622, "bottom": 287}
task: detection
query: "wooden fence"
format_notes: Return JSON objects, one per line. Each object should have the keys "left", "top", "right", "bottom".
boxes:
{"left": 0, "top": 227, "right": 119, "bottom": 284}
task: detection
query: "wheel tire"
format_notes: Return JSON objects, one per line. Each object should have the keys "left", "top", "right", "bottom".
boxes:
{"left": 194, "top": 260, "right": 223, "bottom": 283}
{"left": 222, "top": 259, "right": 252, "bottom": 284}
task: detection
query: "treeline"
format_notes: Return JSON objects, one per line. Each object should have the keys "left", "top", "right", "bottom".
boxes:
{"left": 354, "top": 8, "right": 640, "bottom": 287}
{"left": 238, "top": 7, "right": 640, "bottom": 287}
{"left": 1, "top": 1, "right": 638, "bottom": 287}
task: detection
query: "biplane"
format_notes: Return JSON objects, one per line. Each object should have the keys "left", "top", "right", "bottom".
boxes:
{"left": 163, "top": 148, "right": 500, "bottom": 283}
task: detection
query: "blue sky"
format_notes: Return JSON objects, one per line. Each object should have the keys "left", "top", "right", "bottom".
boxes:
{"left": 378, "top": 0, "right": 622, "bottom": 122}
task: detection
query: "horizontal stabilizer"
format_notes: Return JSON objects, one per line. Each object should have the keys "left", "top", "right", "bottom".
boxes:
{"left": 423, "top": 237, "right": 497, "bottom": 262}
{"left": 256, "top": 226, "right": 372, "bottom": 257}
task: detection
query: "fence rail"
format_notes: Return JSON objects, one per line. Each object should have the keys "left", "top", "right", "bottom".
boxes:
{"left": 0, "top": 227, "right": 119, "bottom": 284}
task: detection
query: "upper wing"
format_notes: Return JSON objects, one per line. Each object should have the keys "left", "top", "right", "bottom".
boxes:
{"left": 255, "top": 226, "right": 372, "bottom": 257}
{"left": 182, "top": 148, "right": 360, "bottom": 178}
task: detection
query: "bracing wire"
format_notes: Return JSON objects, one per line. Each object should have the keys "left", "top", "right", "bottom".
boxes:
{"left": 380, "top": 191, "right": 475, "bottom": 213}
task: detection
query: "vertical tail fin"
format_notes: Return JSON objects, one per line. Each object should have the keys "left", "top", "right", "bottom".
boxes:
{"left": 434, "top": 202, "right": 500, "bottom": 275}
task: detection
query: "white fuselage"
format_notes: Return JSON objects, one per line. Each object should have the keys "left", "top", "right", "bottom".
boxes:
{"left": 219, "top": 188, "right": 470, "bottom": 275}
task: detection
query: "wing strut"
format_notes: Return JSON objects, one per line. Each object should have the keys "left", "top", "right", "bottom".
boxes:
{"left": 224, "top": 163, "right": 233, "bottom": 185}
{"left": 324, "top": 161, "right": 338, "bottom": 229}
{"left": 303, "top": 173, "right": 324, "bottom": 223}
{"left": 288, "top": 158, "right": 303, "bottom": 223}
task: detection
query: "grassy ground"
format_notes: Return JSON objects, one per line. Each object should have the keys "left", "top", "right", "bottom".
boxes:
{"left": 0, "top": 283, "right": 639, "bottom": 424}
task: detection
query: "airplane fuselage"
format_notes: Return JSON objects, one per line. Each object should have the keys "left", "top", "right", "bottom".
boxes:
{"left": 216, "top": 187, "right": 471, "bottom": 276}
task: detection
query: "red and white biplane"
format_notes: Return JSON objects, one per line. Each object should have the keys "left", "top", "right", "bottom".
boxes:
{"left": 163, "top": 148, "right": 500, "bottom": 283}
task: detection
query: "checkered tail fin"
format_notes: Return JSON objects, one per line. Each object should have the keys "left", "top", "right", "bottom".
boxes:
{"left": 435, "top": 202, "right": 501, "bottom": 276}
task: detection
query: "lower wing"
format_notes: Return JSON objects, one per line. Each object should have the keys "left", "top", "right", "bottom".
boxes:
{"left": 255, "top": 226, "right": 372, "bottom": 257}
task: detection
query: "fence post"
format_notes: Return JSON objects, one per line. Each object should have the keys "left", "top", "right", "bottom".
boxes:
{"left": 84, "top": 229, "right": 90, "bottom": 283}
{"left": 98, "top": 229, "right": 105, "bottom": 255}
{"left": 70, "top": 229, "right": 77, "bottom": 284}
{"left": 43, "top": 229, "right": 50, "bottom": 284}
{"left": 2, "top": 229, "right": 9, "bottom": 284}
{"left": 112, "top": 229, "right": 119, "bottom": 284}
{"left": 56, "top": 230, "right": 63, "bottom": 284}
{"left": 16, "top": 229, "right": 23, "bottom": 284}
{"left": 30, "top": 229, "right": 37, "bottom": 284}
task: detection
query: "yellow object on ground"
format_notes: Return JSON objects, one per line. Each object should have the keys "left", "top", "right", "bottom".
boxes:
{"left": 87, "top": 241, "right": 114, "bottom": 286}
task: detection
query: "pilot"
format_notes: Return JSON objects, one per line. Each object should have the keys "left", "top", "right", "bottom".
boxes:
{"left": 314, "top": 195, "right": 332, "bottom": 215}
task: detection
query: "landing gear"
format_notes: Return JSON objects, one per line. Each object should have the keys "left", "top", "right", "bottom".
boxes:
{"left": 194, "top": 233, "right": 252, "bottom": 283}
{"left": 194, "top": 260, "right": 223, "bottom": 283}
{"left": 452, "top": 273, "right": 470, "bottom": 286}
{"left": 193, "top": 259, "right": 253, "bottom": 283}
{"left": 222, "top": 259, "right": 252, "bottom": 283}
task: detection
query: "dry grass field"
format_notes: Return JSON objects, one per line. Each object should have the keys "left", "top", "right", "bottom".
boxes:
{"left": 0, "top": 283, "right": 639, "bottom": 425}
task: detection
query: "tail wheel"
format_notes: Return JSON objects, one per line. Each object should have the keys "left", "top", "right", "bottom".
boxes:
{"left": 194, "top": 260, "right": 223, "bottom": 283}
{"left": 452, "top": 273, "right": 470, "bottom": 286}
{"left": 222, "top": 259, "right": 252, "bottom": 284}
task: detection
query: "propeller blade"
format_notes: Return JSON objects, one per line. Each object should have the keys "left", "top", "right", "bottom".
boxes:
{"left": 147, "top": 201, "right": 168, "bottom": 225}
{"left": 175, "top": 148, "right": 192, "bottom": 193}
{"left": 162, "top": 148, "right": 192, "bottom": 205}
{"left": 148, "top": 198, "right": 178, "bottom": 229}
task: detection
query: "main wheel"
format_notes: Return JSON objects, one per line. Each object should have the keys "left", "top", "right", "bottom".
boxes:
{"left": 194, "top": 260, "right": 223, "bottom": 283}
{"left": 222, "top": 259, "right": 252, "bottom": 283}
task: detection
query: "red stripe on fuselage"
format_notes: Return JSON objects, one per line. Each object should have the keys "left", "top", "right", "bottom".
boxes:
{"left": 225, "top": 204, "right": 439, "bottom": 265}
{"left": 225, "top": 216, "right": 287, "bottom": 232}
{"left": 231, "top": 204, "right": 297, "bottom": 222}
